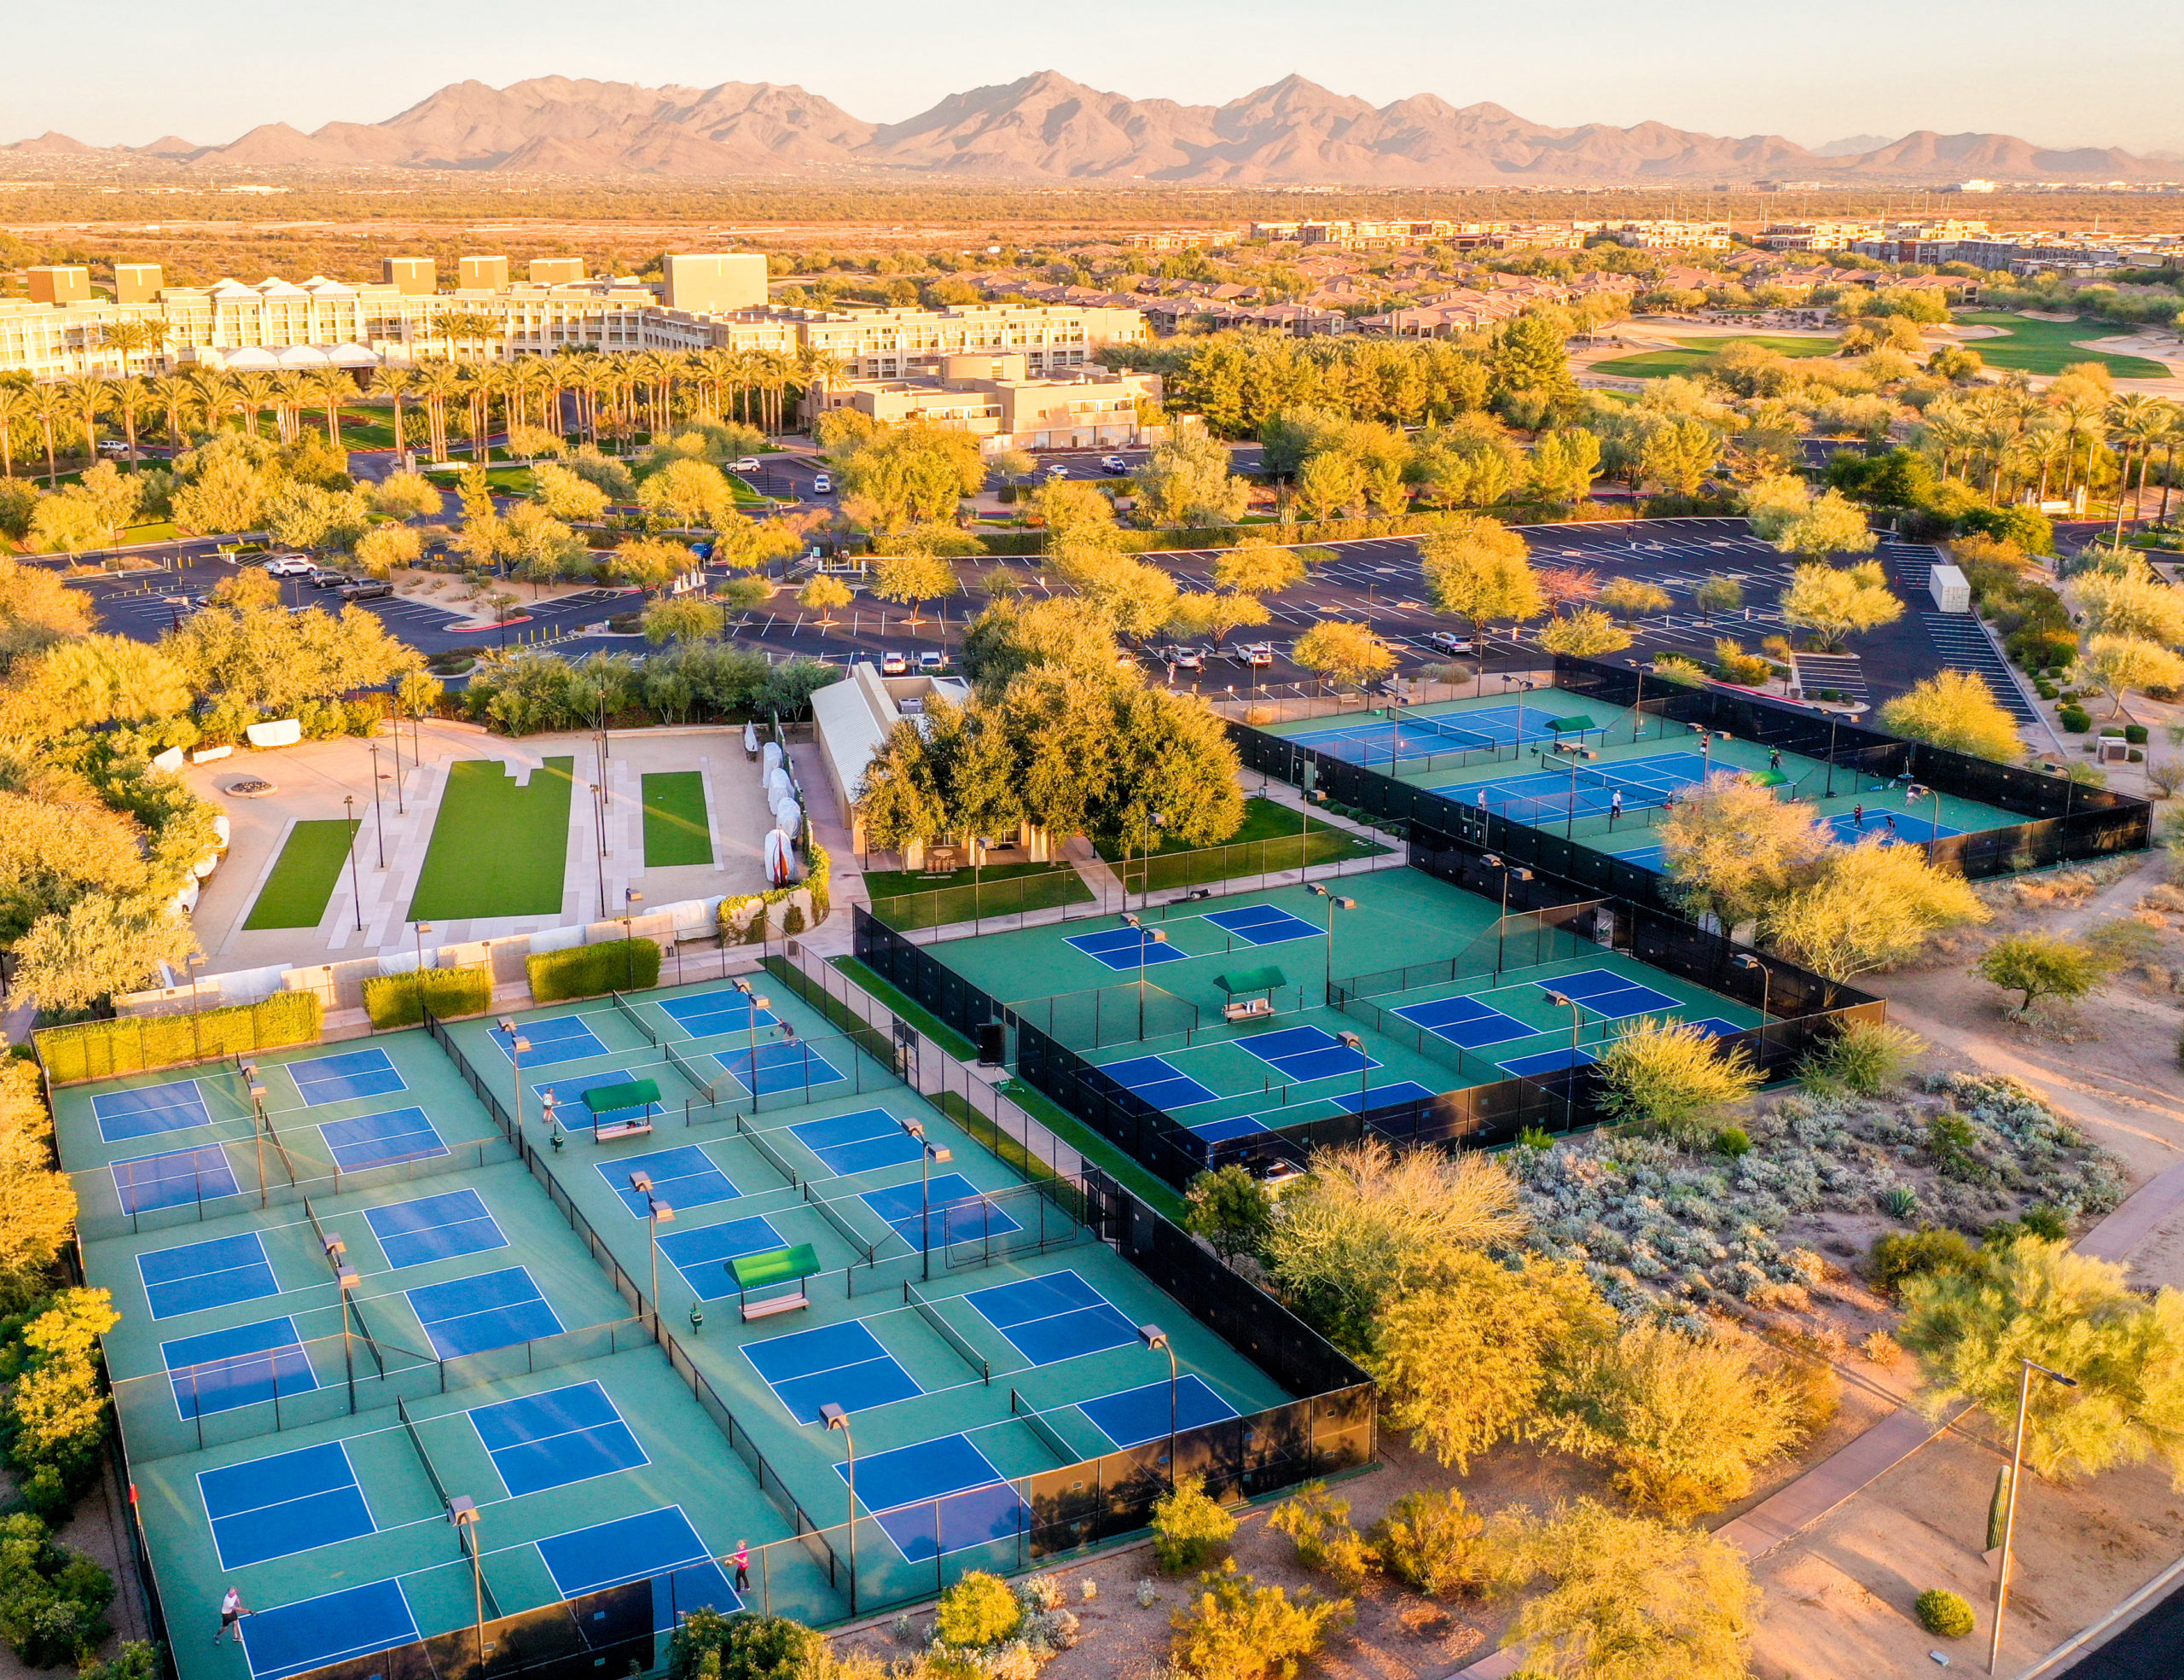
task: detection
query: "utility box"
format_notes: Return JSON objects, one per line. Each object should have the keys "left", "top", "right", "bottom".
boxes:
{"left": 1928, "top": 562, "right": 1971, "bottom": 613}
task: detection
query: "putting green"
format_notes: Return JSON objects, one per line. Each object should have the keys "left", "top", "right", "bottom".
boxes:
{"left": 242, "top": 819, "right": 356, "bottom": 930}
{"left": 407, "top": 758, "right": 575, "bottom": 921}
{"left": 1954, "top": 312, "right": 2167, "bottom": 379}
{"left": 641, "top": 770, "right": 714, "bottom": 867}
{"left": 1592, "top": 334, "right": 1839, "bottom": 379}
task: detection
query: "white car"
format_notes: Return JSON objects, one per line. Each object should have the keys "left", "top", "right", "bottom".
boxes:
{"left": 918, "top": 650, "right": 945, "bottom": 674}
{"left": 810, "top": 473, "right": 834, "bottom": 495}
{"left": 1426, "top": 631, "right": 1476, "bottom": 655}
{"left": 262, "top": 555, "right": 315, "bottom": 577}
{"left": 1100, "top": 454, "right": 1129, "bottom": 474}
{"left": 880, "top": 650, "right": 909, "bottom": 675}
{"left": 1171, "top": 647, "right": 1205, "bottom": 671}
{"left": 1242, "top": 643, "right": 1275, "bottom": 668}
{"left": 1043, "top": 464, "right": 1070, "bottom": 482}
{"left": 730, "top": 456, "right": 761, "bottom": 474}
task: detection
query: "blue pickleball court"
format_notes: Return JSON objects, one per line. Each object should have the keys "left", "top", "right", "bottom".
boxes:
{"left": 791, "top": 1108, "right": 926, "bottom": 1177}
{"left": 92, "top": 1078, "right": 211, "bottom": 1142}
{"left": 965, "top": 1270, "right": 1139, "bottom": 1367}
{"left": 1097, "top": 1054, "right": 1218, "bottom": 1109}
{"left": 1392, "top": 994, "right": 1530, "bottom": 1049}
{"left": 494, "top": 1015, "right": 608, "bottom": 1067}
{"left": 657, "top": 1214, "right": 787, "bottom": 1301}
{"left": 1064, "top": 926, "right": 1191, "bottom": 971}
{"left": 198, "top": 1440, "right": 375, "bottom": 1568}
{"left": 599, "top": 1144, "right": 739, "bottom": 1215}
{"left": 714, "top": 1038, "right": 845, "bottom": 1097}
{"left": 1200, "top": 904, "right": 1321, "bottom": 946}
{"left": 286, "top": 1047, "right": 408, "bottom": 1107}
{"left": 318, "top": 1106, "right": 447, "bottom": 1172}
{"left": 1232, "top": 1026, "right": 1379, "bottom": 1084}
{"left": 860, "top": 1173, "right": 1021, "bottom": 1250}
{"left": 745, "top": 1318, "right": 921, "bottom": 1423}
{"left": 363, "top": 1189, "right": 508, "bottom": 1270}
{"left": 659, "top": 991, "right": 779, "bottom": 1038}
{"left": 111, "top": 1143, "right": 240, "bottom": 1215}
{"left": 1537, "top": 967, "right": 1682, "bottom": 1020}
{"left": 840, "top": 1432, "right": 1029, "bottom": 1562}
{"left": 1078, "top": 1375, "right": 1239, "bottom": 1450}
{"left": 137, "top": 1231, "right": 281, "bottom": 1320}
{"left": 469, "top": 1380, "right": 648, "bottom": 1497}
{"left": 240, "top": 1578, "right": 417, "bottom": 1680}
{"left": 535, "top": 1506, "right": 738, "bottom": 1612}
{"left": 162, "top": 1316, "right": 316, "bottom": 1419}
{"left": 404, "top": 1266, "right": 563, "bottom": 1358}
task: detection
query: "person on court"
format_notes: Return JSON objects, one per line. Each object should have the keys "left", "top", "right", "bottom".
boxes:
{"left": 1608, "top": 788, "right": 1623, "bottom": 826}
{"left": 1768, "top": 747, "right": 1782, "bottom": 771}
{"left": 1885, "top": 813, "right": 1897, "bottom": 836}
{"left": 733, "top": 1542, "right": 751, "bottom": 1592}
{"left": 1851, "top": 803, "right": 1865, "bottom": 828}
{"left": 216, "top": 1586, "right": 248, "bottom": 1646}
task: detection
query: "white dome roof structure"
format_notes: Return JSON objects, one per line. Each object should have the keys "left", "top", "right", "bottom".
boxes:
{"left": 326, "top": 343, "right": 380, "bottom": 367}
{"left": 219, "top": 346, "right": 279, "bottom": 370}
{"left": 275, "top": 344, "right": 330, "bottom": 369}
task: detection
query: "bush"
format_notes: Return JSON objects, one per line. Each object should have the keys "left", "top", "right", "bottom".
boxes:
{"left": 2125, "top": 724, "right": 2149, "bottom": 744}
{"left": 1168, "top": 1560, "right": 1350, "bottom": 1680}
{"left": 1152, "top": 1474, "right": 1237, "bottom": 1574}
{"left": 1266, "top": 1483, "right": 1375, "bottom": 1592}
{"left": 1714, "top": 1125, "right": 1752, "bottom": 1158}
{"left": 1800, "top": 1020, "right": 1926, "bottom": 1095}
{"left": 1594, "top": 1017, "right": 1762, "bottom": 1140}
{"left": 0, "top": 1513, "right": 115, "bottom": 1668}
{"left": 2059, "top": 705, "right": 2092, "bottom": 733}
{"left": 526, "top": 938, "right": 661, "bottom": 1003}
{"left": 1371, "top": 1488, "right": 1492, "bottom": 1598}
{"left": 932, "top": 1572, "right": 1022, "bottom": 1648}
{"left": 78, "top": 1641, "right": 159, "bottom": 1680}
{"left": 666, "top": 1608, "right": 822, "bottom": 1680}
{"left": 37, "top": 991, "right": 321, "bottom": 1084}
{"left": 363, "top": 968, "right": 491, "bottom": 1029}
{"left": 1870, "top": 1228, "right": 1980, "bottom": 1295}
{"left": 1916, "top": 1589, "right": 1976, "bottom": 1638}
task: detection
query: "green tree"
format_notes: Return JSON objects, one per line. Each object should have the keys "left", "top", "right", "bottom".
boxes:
{"left": 1169, "top": 1560, "right": 1349, "bottom": 1680}
{"left": 1153, "top": 1475, "right": 1240, "bottom": 1574}
{"left": 1133, "top": 427, "right": 1252, "bottom": 526}
{"left": 1490, "top": 311, "right": 1573, "bottom": 398}
{"left": 796, "top": 574, "right": 852, "bottom": 623}
{"left": 1763, "top": 839, "right": 1989, "bottom": 981}
{"left": 2073, "top": 634, "right": 2184, "bottom": 717}
{"left": 1656, "top": 772, "right": 1833, "bottom": 930}
{"left": 870, "top": 550, "right": 961, "bottom": 624}
{"left": 1025, "top": 477, "right": 1119, "bottom": 546}
{"left": 837, "top": 419, "right": 985, "bottom": 536}
{"left": 1597, "top": 578, "right": 1673, "bottom": 625}
{"left": 1529, "top": 428, "right": 1603, "bottom": 505}
{"left": 532, "top": 461, "right": 611, "bottom": 522}
{"left": 2077, "top": 569, "right": 2184, "bottom": 648}
{"left": 13, "top": 892, "right": 195, "bottom": 1014}
{"left": 1974, "top": 933, "right": 2111, "bottom": 1018}
{"left": 1212, "top": 539, "right": 1309, "bottom": 598}
{"left": 638, "top": 456, "right": 738, "bottom": 531}
{"left": 1417, "top": 516, "right": 1542, "bottom": 637}
{"left": 605, "top": 537, "right": 690, "bottom": 591}
{"left": 1779, "top": 561, "right": 1904, "bottom": 650}
{"left": 353, "top": 524, "right": 424, "bottom": 579}
{"left": 1775, "top": 488, "right": 1879, "bottom": 555}
{"left": 1637, "top": 417, "right": 1722, "bottom": 497}
{"left": 26, "top": 493, "right": 110, "bottom": 559}
{"left": 1879, "top": 671, "right": 2024, "bottom": 760}
{"left": 1535, "top": 607, "right": 1633, "bottom": 658}
{"left": 958, "top": 596, "right": 1122, "bottom": 689}
{"left": 1594, "top": 1018, "right": 1763, "bottom": 1140}
{"left": 369, "top": 469, "right": 444, "bottom": 520}
{"left": 1693, "top": 574, "right": 1745, "bottom": 619}
{"left": 1292, "top": 451, "right": 1367, "bottom": 521}
{"left": 0, "top": 1056, "right": 75, "bottom": 1313}
{"left": 642, "top": 596, "right": 718, "bottom": 646}
{"left": 1184, "top": 1165, "right": 1275, "bottom": 1265}
{"left": 1291, "top": 620, "right": 1393, "bottom": 688}
{"left": 0, "top": 635, "right": 189, "bottom": 737}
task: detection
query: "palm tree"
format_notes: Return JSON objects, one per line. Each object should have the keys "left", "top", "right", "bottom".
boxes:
{"left": 411, "top": 360, "right": 462, "bottom": 463}
{"left": 2054, "top": 394, "right": 2107, "bottom": 501}
{"left": 232, "top": 371, "right": 277, "bottom": 442}
{"left": 59, "top": 375, "right": 108, "bottom": 468}
{"left": 30, "top": 384, "right": 67, "bottom": 483}
{"left": 191, "top": 368, "right": 237, "bottom": 439}
{"left": 311, "top": 368, "right": 358, "bottom": 450}
{"left": 148, "top": 374, "right": 196, "bottom": 453}
{"left": 799, "top": 348, "right": 849, "bottom": 432}
{"left": 0, "top": 386, "right": 29, "bottom": 478}
{"left": 272, "top": 371, "right": 312, "bottom": 445}
{"left": 109, "top": 375, "right": 149, "bottom": 467}
{"left": 2156, "top": 415, "right": 2184, "bottom": 523}
{"left": 374, "top": 365, "right": 415, "bottom": 461}
{"left": 101, "top": 318, "right": 158, "bottom": 379}
{"left": 2106, "top": 394, "right": 2175, "bottom": 539}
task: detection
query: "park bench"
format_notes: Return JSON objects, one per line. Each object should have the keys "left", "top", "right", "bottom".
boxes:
{"left": 731, "top": 1243, "right": 821, "bottom": 1322}
{"left": 582, "top": 1078, "right": 661, "bottom": 1141}
{"left": 1216, "top": 964, "right": 1287, "bottom": 1023}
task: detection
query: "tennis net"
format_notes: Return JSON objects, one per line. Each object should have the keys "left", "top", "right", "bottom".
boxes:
{"left": 735, "top": 1112, "right": 799, "bottom": 1189}
{"left": 611, "top": 991, "right": 658, "bottom": 1046}
{"left": 803, "top": 1182, "right": 876, "bottom": 1265}
{"left": 397, "top": 1395, "right": 450, "bottom": 1509}
{"left": 665, "top": 1041, "right": 716, "bottom": 1106}
{"left": 1403, "top": 712, "right": 1496, "bottom": 753}
{"left": 906, "top": 1280, "right": 990, "bottom": 1385}
{"left": 1011, "top": 1388, "right": 1076, "bottom": 1463}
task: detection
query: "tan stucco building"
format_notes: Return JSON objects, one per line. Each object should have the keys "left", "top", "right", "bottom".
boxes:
{"left": 809, "top": 352, "right": 1162, "bottom": 453}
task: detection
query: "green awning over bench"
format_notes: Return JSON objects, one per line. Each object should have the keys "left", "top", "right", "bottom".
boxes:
{"left": 582, "top": 1078, "right": 661, "bottom": 1115}
{"left": 1217, "top": 965, "right": 1288, "bottom": 996}
{"left": 731, "top": 1243, "right": 821, "bottom": 1288}
{"left": 1749, "top": 769, "right": 1788, "bottom": 788}
{"left": 1548, "top": 714, "right": 1598, "bottom": 735}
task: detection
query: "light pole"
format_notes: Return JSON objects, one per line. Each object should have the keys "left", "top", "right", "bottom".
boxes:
{"left": 1542, "top": 989, "right": 1586, "bottom": 1070}
{"left": 1304, "top": 884, "right": 1355, "bottom": 1001}
{"left": 897, "top": 1119, "right": 953, "bottom": 1281}
{"left": 186, "top": 952, "right": 207, "bottom": 1059}
{"left": 1137, "top": 1323, "right": 1179, "bottom": 1487}
{"left": 1823, "top": 713, "right": 1839, "bottom": 799}
{"left": 498, "top": 1018, "right": 531, "bottom": 1123}
{"left": 621, "top": 889, "right": 644, "bottom": 990}
{"left": 733, "top": 979, "right": 772, "bottom": 1112}
{"left": 1625, "top": 658, "right": 1649, "bottom": 744}
{"left": 1907, "top": 782, "right": 1938, "bottom": 858}
{"left": 1119, "top": 914, "right": 1167, "bottom": 1038}
{"left": 414, "top": 921, "right": 433, "bottom": 985}
{"left": 448, "top": 1495, "right": 485, "bottom": 1671}
{"left": 1338, "top": 1029, "right": 1368, "bottom": 1119}
{"left": 368, "top": 742, "right": 387, "bottom": 869}
{"left": 1480, "top": 855, "right": 1531, "bottom": 981}
{"left": 343, "top": 794, "right": 363, "bottom": 932}
{"left": 819, "top": 1404, "right": 857, "bottom": 1614}
{"left": 1691, "top": 724, "right": 1716, "bottom": 778}
{"left": 1989, "top": 1357, "right": 2079, "bottom": 1674}
{"left": 629, "top": 1171, "right": 675, "bottom": 1334}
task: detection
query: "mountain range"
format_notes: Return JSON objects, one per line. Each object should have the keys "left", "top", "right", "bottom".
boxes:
{"left": 5, "top": 73, "right": 2172, "bottom": 184}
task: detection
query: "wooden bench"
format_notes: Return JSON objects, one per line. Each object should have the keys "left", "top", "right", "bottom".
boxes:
{"left": 731, "top": 1243, "right": 821, "bottom": 1322}
{"left": 583, "top": 1077, "right": 661, "bottom": 1142}
{"left": 1216, "top": 963, "right": 1287, "bottom": 1023}
{"left": 1222, "top": 997, "right": 1275, "bottom": 1023}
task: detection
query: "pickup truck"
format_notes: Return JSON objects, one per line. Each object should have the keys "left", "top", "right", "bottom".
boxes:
{"left": 1242, "top": 643, "right": 1275, "bottom": 668}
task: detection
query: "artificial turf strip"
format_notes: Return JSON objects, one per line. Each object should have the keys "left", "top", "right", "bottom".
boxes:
{"left": 242, "top": 820, "right": 356, "bottom": 930}
{"left": 407, "top": 758, "right": 575, "bottom": 921}
{"left": 640, "top": 771, "right": 714, "bottom": 867}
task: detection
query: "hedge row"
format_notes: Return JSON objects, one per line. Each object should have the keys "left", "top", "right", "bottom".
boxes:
{"left": 973, "top": 502, "right": 1648, "bottom": 557}
{"left": 38, "top": 991, "right": 322, "bottom": 1084}
{"left": 364, "top": 968, "right": 493, "bottom": 1030}
{"left": 527, "top": 938, "right": 662, "bottom": 1003}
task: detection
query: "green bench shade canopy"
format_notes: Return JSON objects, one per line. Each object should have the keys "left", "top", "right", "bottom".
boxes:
{"left": 1548, "top": 714, "right": 1598, "bottom": 735}
{"left": 1216, "top": 965, "right": 1287, "bottom": 996}
{"left": 731, "top": 1243, "right": 821, "bottom": 1289}
{"left": 581, "top": 1078, "right": 661, "bottom": 1115}
{"left": 1749, "top": 768, "right": 1788, "bottom": 788}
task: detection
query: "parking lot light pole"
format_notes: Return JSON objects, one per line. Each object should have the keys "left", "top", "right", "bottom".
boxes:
{"left": 1989, "top": 1358, "right": 2078, "bottom": 1673}
{"left": 1137, "top": 1324, "right": 1179, "bottom": 1486}
{"left": 368, "top": 743, "right": 387, "bottom": 868}
{"left": 1120, "top": 915, "right": 1167, "bottom": 1037}
{"left": 819, "top": 1404, "right": 857, "bottom": 1614}
{"left": 1304, "top": 884, "right": 1355, "bottom": 1002}
{"left": 897, "top": 1119, "right": 952, "bottom": 1281}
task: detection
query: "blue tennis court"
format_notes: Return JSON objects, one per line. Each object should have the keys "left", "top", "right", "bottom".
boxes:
{"left": 92, "top": 1078, "right": 210, "bottom": 1142}
{"left": 966, "top": 1270, "right": 1138, "bottom": 1366}
{"left": 1502, "top": 1045, "right": 1598, "bottom": 1078}
{"left": 1289, "top": 702, "right": 1566, "bottom": 764}
{"left": 840, "top": 1433, "right": 1029, "bottom": 1562}
{"left": 241, "top": 1577, "right": 417, "bottom": 1680}
{"left": 1539, "top": 967, "right": 1682, "bottom": 1020}
{"left": 1332, "top": 1080, "right": 1439, "bottom": 1113}
{"left": 746, "top": 1318, "right": 921, "bottom": 1423}
{"left": 495, "top": 1015, "right": 608, "bottom": 1067}
{"left": 657, "top": 1214, "right": 787, "bottom": 1301}
{"left": 405, "top": 1266, "right": 562, "bottom": 1358}
{"left": 791, "top": 1108, "right": 925, "bottom": 1177}
{"left": 1079, "top": 1375, "right": 1239, "bottom": 1450}
{"left": 659, "top": 991, "right": 779, "bottom": 1038}
{"left": 1065, "top": 926, "right": 1190, "bottom": 970}
{"left": 601, "top": 1144, "right": 740, "bottom": 1216}
{"left": 715, "top": 1038, "right": 845, "bottom": 1097}
{"left": 163, "top": 1316, "right": 316, "bottom": 1418}
{"left": 1098, "top": 1054, "right": 1217, "bottom": 1109}
{"left": 138, "top": 1231, "right": 279, "bottom": 1320}
{"left": 1188, "top": 1113, "right": 1273, "bottom": 1142}
{"left": 288, "top": 1047, "right": 407, "bottom": 1107}
{"left": 532, "top": 1068, "right": 663, "bottom": 1124}
{"left": 1456, "top": 750, "right": 1714, "bottom": 823}
{"left": 861, "top": 1174, "right": 1022, "bottom": 1249}
{"left": 112, "top": 1143, "right": 240, "bottom": 1214}
{"left": 1686, "top": 1017, "right": 1745, "bottom": 1039}
{"left": 318, "top": 1106, "right": 447, "bottom": 1172}
{"left": 1832, "top": 811, "right": 1960, "bottom": 846}
{"left": 536, "top": 1507, "right": 736, "bottom": 1609}
{"left": 363, "top": 1189, "right": 507, "bottom": 1270}
{"left": 1201, "top": 904, "right": 1320, "bottom": 946}
{"left": 1393, "top": 994, "right": 1531, "bottom": 1049}
{"left": 199, "top": 1440, "right": 374, "bottom": 1568}
{"left": 470, "top": 1380, "right": 648, "bottom": 1497}
{"left": 1234, "top": 1026, "right": 1379, "bottom": 1083}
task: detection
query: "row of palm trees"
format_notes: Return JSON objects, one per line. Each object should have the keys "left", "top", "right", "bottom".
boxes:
{"left": 0, "top": 339, "right": 854, "bottom": 482}
{"left": 1918, "top": 387, "right": 2183, "bottom": 532}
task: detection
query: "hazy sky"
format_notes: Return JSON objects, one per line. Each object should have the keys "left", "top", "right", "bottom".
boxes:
{"left": 10, "top": 0, "right": 2181, "bottom": 154}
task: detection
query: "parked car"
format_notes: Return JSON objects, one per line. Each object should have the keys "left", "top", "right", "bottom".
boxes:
{"left": 338, "top": 578, "right": 394, "bottom": 601}
{"left": 308, "top": 568, "right": 353, "bottom": 590}
{"left": 917, "top": 650, "right": 945, "bottom": 673}
{"left": 880, "top": 650, "right": 909, "bottom": 675}
{"left": 730, "top": 456, "right": 761, "bottom": 474}
{"left": 810, "top": 473, "right": 833, "bottom": 495}
{"left": 1425, "top": 631, "right": 1476, "bottom": 654}
{"left": 262, "top": 555, "right": 314, "bottom": 577}
{"left": 1242, "top": 643, "right": 1275, "bottom": 668}
{"left": 96, "top": 439, "right": 131, "bottom": 457}
{"left": 1099, "top": 454, "right": 1129, "bottom": 474}
{"left": 1171, "top": 647, "right": 1205, "bottom": 671}
{"left": 1043, "top": 464, "right": 1070, "bottom": 482}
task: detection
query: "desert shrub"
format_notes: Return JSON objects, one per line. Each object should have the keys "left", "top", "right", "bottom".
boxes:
{"left": 526, "top": 937, "right": 661, "bottom": 1002}
{"left": 0, "top": 1513, "right": 115, "bottom": 1668}
{"left": 1917, "top": 1589, "right": 1975, "bottom": 1638}
{"left": 36, "top": 990, "right": 321, "bottom": 1083}
{"left": 363, "top": 967, "right": 491, "bottom": 1028}
{"left": 665, "top": 1609, "right": 822, "bottom": 1680}
{"left": 1266, "top": 1483, "right": 1374, "bottom": 1592}
{"left": 1870, "top": 1229, "right": 1981, "bottom": 1295}
{"left": 1799, "top": 1020, "right": 1926, "bottom": 1094}
{"left": 1714, "top": 1125, "right": 1752, "bottom": 1157}
{"left": 1372, "top": 1488, "right": 1493, "bottom": 1598}
{"left": 76, "top": 1641, "right": 159, "bottom": 1680}
{"left": 1153, "top": 1474, "right": 1238, "bottom": 1574}
{"left": 1184, "top": 1165, "right": 1275, "bottom": 1265}
{"left": 1168, "top": 1560, "right": 1350, "bottom": 1680}
{"left": 1594, "top": 1017, "right": 1761, "bottom": 1140}
{"left": 932, "top": 1572, "right": 1022, "bottom": 1648}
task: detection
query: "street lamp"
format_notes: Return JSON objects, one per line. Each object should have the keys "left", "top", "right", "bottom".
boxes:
{"left": 818, "top": 1403, "right": 857, "bottom": 1614}
{"left": 590, "top": 782, "right": 607, "bottom": 910}
{"left": 1989, "top": 1357, "right": 2079, "bottom": 1673}
{"left": 733, "top": 978, "right": 773, "bottom": 1109}
{"left": 1542, "top": 990, "right": 1586, "bottom": 1070}
{"left": 897, "top": 1118, "right": 953, "bottom": 1281}
{"left": 1690, "top": 724, "right": 1716, "bottom": 777}
{"left": 1732, "top": 954, "right": 1770, "bottom": 1064}
{"left": 629, "top": 1171, "right": 675, "bottom": 1334}
{"left": 1119, "top": 914, "right": 1167, "bottom": 1038}
{"left": 414, "top": 921, "right": 433, "bottom": 980}
{"left": 448, "top": 1495, "right": 485, "bottom": 1671}
{"left": 622, "top": 889, "right": 644, "bottom": 990}
{"left": 185, "top": 953, "right": 208, "bottom": 1058}
{"left": 1338, "top": 1029, "right": 1369, "bottom": 1119}
{"left": 343, "top": 794, "right": 363, "bottom": 932}
{"left": 1304, "top": 884, "right": 1356, "bottom": 1001}
{"left": 498, "top": 1018, "right": 531, "bottom": 1124}
{"left": 1480, "top": 855, "right": 1532, "bottom": 981}
{"left": 1624, "top": 658, "right": 1650, "bottom": 744}
{"left": 1137, "top": 1323, "right": 1179, "bottom": 1487}
{"left": 368, "top": 742, "right": 387, "bottom": 869}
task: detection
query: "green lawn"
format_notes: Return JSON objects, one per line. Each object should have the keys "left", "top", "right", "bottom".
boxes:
{"left": 1591, "top": 334, "right": 1840, "bottom": 379}
{"left": 864, "top": 859, "right": 1083, "bottom": 898}
{"left": 640, "top": 770, "right": 713, "bottom": 867}
{"left": 864, "top": 861, "right": 1095, "bottom": 930}
{"left": 242, "top": 820, "right": 357, "bottom": 930}
{"left": 408, "top": 758, "right": 575, "bottom": 921}
{"left": 1095, "top": 795, "right": 1387, "bottom": 868}
{"left": 1954, "top": 311, "right": 2168, "bottom": 378}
